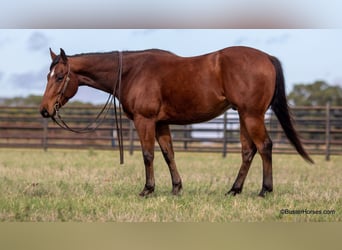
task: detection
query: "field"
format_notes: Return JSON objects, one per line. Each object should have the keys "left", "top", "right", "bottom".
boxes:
{"left": 0, "top": 148, "right": 340, "bottom": 222}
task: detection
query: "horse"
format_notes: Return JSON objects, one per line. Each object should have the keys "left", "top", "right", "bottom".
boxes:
{"left": 40, "top": 46, "right": 313, "bottom": 197}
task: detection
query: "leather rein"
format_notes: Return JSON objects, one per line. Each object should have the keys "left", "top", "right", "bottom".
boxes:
{"left": 52, "top": 51, "right": 124, "bottom": 164}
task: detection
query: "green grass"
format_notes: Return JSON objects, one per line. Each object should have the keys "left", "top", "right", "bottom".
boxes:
{"left": 0, "top": 148, "right": 340, "bottom": 222}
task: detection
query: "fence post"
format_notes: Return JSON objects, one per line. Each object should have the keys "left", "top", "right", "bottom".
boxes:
{"left": 325, "top": 102, "right": 331, "bottom": 161}
{"left": 222, "top": 111, "right": 228, "bottom": 158}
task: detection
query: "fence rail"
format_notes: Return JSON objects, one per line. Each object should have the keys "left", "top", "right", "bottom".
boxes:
{"left": 0, "top": 104, "right": 341, "bottom": 160}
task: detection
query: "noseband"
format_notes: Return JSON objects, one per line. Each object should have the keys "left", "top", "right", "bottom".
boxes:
{"left": 52, "top": 51, "right": 124, "bottom": 164}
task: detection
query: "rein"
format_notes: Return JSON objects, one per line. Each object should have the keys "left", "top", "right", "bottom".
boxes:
{"left": 52, "top": 51, "right": 124, "bottom": 164}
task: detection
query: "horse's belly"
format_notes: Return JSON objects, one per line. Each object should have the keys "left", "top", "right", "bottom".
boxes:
{"left": 160, "top": 99, "right": 230, "bottom": 125}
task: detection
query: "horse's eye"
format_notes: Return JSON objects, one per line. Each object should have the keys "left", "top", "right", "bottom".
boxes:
{"left": 56, "top": 74, "right": 64, "bottom": 82}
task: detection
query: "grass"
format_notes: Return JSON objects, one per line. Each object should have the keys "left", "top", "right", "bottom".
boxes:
{"left": 0, "top": 148, "right": 340, "bottom": 222}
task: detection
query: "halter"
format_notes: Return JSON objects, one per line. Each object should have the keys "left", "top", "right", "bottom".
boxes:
{"left": 52, "top": 51, "right": 124, "bottom": 164}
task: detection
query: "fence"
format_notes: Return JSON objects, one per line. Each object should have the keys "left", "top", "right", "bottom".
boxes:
{"left": 0, "top": 104, "right": 341, "bottom": 160}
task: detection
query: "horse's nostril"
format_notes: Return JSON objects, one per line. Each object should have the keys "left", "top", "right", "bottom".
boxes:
{"left": 40, "top": 108, "right": 50, "bottom": 118}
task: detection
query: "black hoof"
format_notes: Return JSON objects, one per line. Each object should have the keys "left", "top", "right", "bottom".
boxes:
{"left": 139, "top": 185, "right": 155, "bottom": 197}
{"left": 225, "top": 187, "right": 242, "bottom": 196}
{"left": 171, "top": 182, "right": 183, "bottom": 195}
{"left": 258, "top": 187, "right": 273, "bottom": 198}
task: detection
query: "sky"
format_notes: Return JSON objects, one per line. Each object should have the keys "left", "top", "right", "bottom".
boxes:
{"left": 1, "top": 29, "right": 342, "bottom": 103}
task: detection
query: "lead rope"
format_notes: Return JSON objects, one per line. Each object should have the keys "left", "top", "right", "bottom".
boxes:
{"left": 52, "top": 51, "right": 124, "bottom": 164}
{"left": 52, "top": 93, "right": 114, "bottom": 133}
{"left": 114, "top": 51, "right": 124, "bottom": 164}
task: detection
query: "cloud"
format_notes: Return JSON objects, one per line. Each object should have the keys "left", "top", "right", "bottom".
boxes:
{"left": 27, "top": 31, "right": 49, "bottom": 51}
{"left": 9, "top": 67, "right": 47, "bottom": 91}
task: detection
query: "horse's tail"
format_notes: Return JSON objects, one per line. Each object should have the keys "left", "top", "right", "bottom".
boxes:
{"left": 269, "top": 56, "right": 314, "bottom": 164}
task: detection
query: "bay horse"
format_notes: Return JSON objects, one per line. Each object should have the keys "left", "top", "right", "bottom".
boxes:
{"left": 40, "top": 46, "right": 313, "bottom": 197}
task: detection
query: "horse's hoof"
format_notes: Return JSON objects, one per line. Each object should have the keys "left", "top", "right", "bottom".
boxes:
{"left": 225, "top": 188, "right": 242, "bottom": 196}
{"left": 258, "top": 187, "right": 273, "bottom": 198}
{"left": 139, "top": 185, "right": 155, "bottom": 197}
{"left": 171, "top": 182, "right": 183, "bottom": 195}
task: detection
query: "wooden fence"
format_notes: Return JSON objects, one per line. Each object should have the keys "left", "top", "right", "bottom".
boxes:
{"left": 0, "top": 104, "right": 341, "bottom": 160}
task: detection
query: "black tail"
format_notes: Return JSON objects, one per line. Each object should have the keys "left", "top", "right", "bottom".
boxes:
{"left": 269, "top": 56, "right": 314, "bottom": 164}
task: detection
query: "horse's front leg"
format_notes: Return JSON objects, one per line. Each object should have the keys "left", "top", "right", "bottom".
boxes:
{"left": 155, "top": 123, "right": 182, "bottom": 195}
{"left": 134, "top": 115, "right": 156, "bottom": 197}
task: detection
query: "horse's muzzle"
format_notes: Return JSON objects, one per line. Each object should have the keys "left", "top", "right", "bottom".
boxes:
{"left": 40, "top": 107, "right": 51, "bottom": 118}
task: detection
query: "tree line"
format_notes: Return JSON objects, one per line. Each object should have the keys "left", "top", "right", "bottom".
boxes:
{"left": 288, "top": 81, "right": 342, "bottom": 106}
{"left": 0, "top": 95, "right": 93, "bottom": 107}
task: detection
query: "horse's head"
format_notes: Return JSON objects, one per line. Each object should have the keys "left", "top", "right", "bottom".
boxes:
{"left": 40, "top": 48, "right": 78, "bottom": 118}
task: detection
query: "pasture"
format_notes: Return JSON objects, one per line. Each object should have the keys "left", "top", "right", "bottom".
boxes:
{"left": 0, "top": 148, "right": 340, "bottom": 222}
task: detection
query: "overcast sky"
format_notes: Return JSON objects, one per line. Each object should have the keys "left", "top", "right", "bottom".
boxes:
{"left": 0, "top": 29, "right": 342, "bottom": 103}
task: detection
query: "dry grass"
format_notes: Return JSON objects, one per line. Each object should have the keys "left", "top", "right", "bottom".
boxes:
{"left": 0, "top": 148, "right": 340, "bottom": 221}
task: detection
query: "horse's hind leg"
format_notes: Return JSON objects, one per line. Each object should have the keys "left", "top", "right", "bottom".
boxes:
{"left": 242, "top": 115, "right": 273, "bottom": 197}
{"left": 156, "top": 123, "right": 182, "bottom": 195}
{"left": 226, "top": 118, "right": 257, "bottom": 196}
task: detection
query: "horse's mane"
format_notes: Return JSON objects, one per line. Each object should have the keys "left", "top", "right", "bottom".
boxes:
{"left": 49, "top": 49, "right": 176, "bottom": 69}
{"left": 70, "top": 49, "right": 175, "bottom": 58}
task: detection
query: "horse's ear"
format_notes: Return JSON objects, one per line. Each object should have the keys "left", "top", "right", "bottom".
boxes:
{"left": 60, "top": 48, "right": 68, "bottom": 63}
{"left": 49, "top": 48, "right": 57, "bottom": 60}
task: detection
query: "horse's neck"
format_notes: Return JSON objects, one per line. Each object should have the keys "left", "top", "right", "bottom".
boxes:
{"left": 70, "top": 53, "right": 120, "bottom": 95}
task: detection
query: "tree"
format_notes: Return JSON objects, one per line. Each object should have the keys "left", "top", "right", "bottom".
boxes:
{"left": 2, "top": 95, "right": 42, "bottom": 106}
{"left": 288, "top": 81, "right": 342, "bottom": 106}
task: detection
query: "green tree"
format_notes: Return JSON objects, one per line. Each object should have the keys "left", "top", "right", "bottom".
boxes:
{"left": 288, "top": 81, "right": 342, "bottom": 106}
